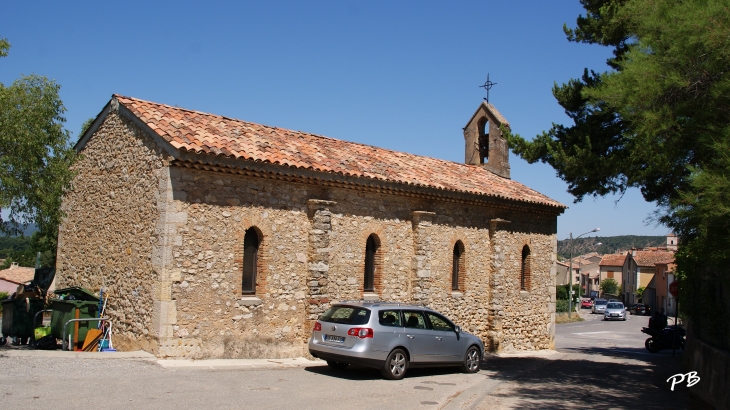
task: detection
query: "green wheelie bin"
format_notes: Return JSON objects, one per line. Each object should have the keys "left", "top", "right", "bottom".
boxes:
{"left": 50, "top": 287, "right": 99, "bottom": 351}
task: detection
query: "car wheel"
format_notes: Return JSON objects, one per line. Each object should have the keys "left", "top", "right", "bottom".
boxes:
{"left": 326, "top": 361, "right": 349, "bottom": 370}
{"left": 645, "top": 337, "right": 660, "bottom": 353}
{"left": 460, "top": 346, "right": 481, "bottom": 373}
{"left": 381, "top": 348, "right": 408, "bottom": 380}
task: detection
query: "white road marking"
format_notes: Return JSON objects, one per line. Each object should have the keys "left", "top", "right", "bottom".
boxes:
{"left": 571, "top": 331, "right": 612, "bottom": 335}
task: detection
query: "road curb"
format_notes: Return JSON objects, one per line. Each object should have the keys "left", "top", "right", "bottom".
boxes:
{"left": 0, "top": 348, "right": 156, "bottom": 360}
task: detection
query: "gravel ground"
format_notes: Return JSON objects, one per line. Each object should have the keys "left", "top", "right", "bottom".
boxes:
{"left": 0, "top": 353, "right": 165, "bottom": 377}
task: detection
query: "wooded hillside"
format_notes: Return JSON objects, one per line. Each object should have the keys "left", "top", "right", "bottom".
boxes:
{"left": 557, "top": 236, "right": 666, "bottom": 260}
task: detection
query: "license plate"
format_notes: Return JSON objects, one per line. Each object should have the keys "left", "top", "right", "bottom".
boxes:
{"left": 324, "top": 335, "right": 345, "bottom": 343}
{"left": 611, "top": 313, "right": 618, "bottom": 317}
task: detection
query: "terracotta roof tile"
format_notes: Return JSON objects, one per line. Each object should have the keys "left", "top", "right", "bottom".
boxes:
{"left": 0, "top": 264, "right": 35, "bottom": 285}
{"left": 632, "top": 251, "right": 675, "bottom": 267}
{"left": 600, "top": 253, "right": 627, "bottom": 267}
{"left": 113, "top": 95, "right": 565, "bottom": 209}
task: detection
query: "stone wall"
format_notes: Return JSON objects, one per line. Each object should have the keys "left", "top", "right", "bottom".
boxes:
{"left": 684, "top": 333, "right": 730, "bottom": 410}
{"left": 56, "top": 110, "right": 168, "bottom": 352}
{"left": 160, "top": 165, "right": 557, "bottom": 357}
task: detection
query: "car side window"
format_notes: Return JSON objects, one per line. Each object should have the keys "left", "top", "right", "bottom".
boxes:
{"left": 402, "top": 310, "right": 427, "bottom": 329}
{"left": 378, "top": 309, "right": 402, "bottom": 327}
{"left": 426, "top": 313, "right": 454, "bottom": 332}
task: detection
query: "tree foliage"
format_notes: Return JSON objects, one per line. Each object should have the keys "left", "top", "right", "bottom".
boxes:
{"left": 506, "top": 0, "right": 730, "bottom": 349}
{"left": 600, "top": 278, "right": 619, "bottom": 295}
{"left": 0, "top": 232, "right": 55, "bottom": 269}
{"left": 0, "top": 40, "right": 75, "bottom": 266}
{"left": 556, "top": 284, "right": 581, "bottom": 300}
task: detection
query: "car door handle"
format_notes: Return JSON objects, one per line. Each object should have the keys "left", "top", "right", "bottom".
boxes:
{"left": 435, "top": 337, "right": 442, "bottom": 341}
{"left": 406, "top": 335, "right": 414, "bottom": 339}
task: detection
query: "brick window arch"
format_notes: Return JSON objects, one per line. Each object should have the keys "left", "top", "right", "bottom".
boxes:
{"left": 242, "top": 227, "right": 262, "bottom": 294}
{"left": 521, "top": 245, "right": 531, "bottom": 291}
{"left": 364, "top": 234, "right": 382, "bottom": 293}
{"left": 452, "top": 240, "right": 465, "bottom": 291}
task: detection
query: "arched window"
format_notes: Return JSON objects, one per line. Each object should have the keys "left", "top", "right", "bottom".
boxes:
{"left": 452, "top": 241, "right": 465, "bottom": 291}
{"left": 364, "top": 234, "right": 379, "bottom": 293}
{"left": 521, "top": 245, "right": 531, "bottom": 291}
{"left": 478, "top": 117, "right": 489, "bottom": 164}
{"left": 242, "top": 227, "right": 260, "bottom": 294}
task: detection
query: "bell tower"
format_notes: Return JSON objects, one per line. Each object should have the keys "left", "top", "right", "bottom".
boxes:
{"left": 463, "top": 102, "right": 511, "bottom": 179}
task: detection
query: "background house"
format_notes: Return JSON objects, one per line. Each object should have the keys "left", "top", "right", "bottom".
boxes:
{"left": 555, "top": 260, "right": 569, "bottom": 286}
{"left": 0, "top": 262, "right": 35, "bottom": 294}
{"left": 599, "top": 252, "right": 626, "bottom": 296}
{"left": 575, "top": 254, "right": 600, "bottom": 296}
{"left": 646, "top": 262, "right": 676, "bottom": 316}
{"left": 622, "top": 250, "right": 674, "bottom": 306}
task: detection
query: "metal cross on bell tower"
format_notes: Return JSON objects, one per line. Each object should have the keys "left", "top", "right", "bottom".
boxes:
{"left": 479, "top": 74, "right": 497, "bottom": 103}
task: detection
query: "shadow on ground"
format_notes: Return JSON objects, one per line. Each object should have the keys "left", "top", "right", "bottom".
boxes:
{"left": 480, "top": 348, "right": 711, "bottom": 410}
{"left": 303, "top": 362, "right": 478, "bottom": 381}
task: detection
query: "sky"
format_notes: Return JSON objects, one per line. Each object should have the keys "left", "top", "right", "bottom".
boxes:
{"left": 0, "top": 1, "right": 668, "bottom": 241}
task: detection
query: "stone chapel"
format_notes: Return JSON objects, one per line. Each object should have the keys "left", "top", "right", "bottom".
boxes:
{"left": 55, "top": 95, "right": 565, "bottom": 358}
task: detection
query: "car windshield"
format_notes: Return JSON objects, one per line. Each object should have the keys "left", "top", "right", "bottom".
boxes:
{"left": 319, "top": 306, "right": 371, "bottom": 325}
{"left": 595, "top": 300, "right": 608, "bottom": 305}
{"left": 607, "top": 303, "right": 623, "bottom": 309}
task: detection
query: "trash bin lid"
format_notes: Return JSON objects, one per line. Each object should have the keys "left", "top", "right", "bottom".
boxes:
{"left": 52, "top": 286, "right": 100, "bottom": 301}
{"left": 33, "top": 267, "right": 56, "bottom": 293}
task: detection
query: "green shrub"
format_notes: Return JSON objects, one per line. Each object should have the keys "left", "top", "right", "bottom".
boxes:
{"left": 600, "top": 278, "right": 619, "bottom": 295}
{"left": 0, "top": 291, "right": 8, "bottom": 313}
{"left": 556, "top": 299, "right": 570, "bottom": 312}
{"left": 556, "top": 284, "right": 581, "bottom": 300}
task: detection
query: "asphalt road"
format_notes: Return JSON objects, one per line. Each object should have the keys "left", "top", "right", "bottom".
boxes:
{"left": 0, "top": 310, "right": 711, "bottom": 409}
{"left": 476, "top": 309, "right": 710, "bottom": 409}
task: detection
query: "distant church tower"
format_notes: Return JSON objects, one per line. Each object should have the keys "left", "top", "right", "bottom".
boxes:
{"left": 463, "top": 102, "right": 511, "bottom": 179}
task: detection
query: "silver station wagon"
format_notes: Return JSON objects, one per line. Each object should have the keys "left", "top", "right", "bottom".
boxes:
{"left": 308, "top": 301, "right": 484, "bottom": 380}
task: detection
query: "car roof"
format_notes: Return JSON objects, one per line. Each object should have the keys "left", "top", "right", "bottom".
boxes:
{"left": 332, "top": 300, "right": 434, "bottom": 310}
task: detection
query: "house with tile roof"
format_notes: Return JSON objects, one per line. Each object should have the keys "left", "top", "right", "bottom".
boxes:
{"left": 555, "top": 260, "right": 577, "bottom": 286}
{"left": 621, "top": 250, "right": 674, "bottom": 306}
{"left": 56, "top": 95, "right": 565, "bottom": 358}
{"left": 599, "top": 252, "right": 626, "bottom": 295}
{"left": 0, "top": 262, "right": 36, "bottom": 294}
{"left": 647, "top": 262, "right": 677, "bottom": 316}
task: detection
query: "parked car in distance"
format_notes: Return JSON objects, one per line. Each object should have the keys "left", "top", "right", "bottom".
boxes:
{"left": 628, "top": 303, "right": 651, "bottom": 316}
{"left": 592, "top": 298, "right": 608, "bottom": 314}
{"left": 604, "top": 302, "right": 626, "bottom": 321}
{"left": 580, "top": 299, "right": 593, "bottom": 309}
{"left": 308, "top": 301, "right": 484, "bottom": 380}
{"left": 608, "top": 299, "right": 619, "bottom": 302}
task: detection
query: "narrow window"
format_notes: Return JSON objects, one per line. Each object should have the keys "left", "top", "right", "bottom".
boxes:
{"left": 478, "top": 117, "right": 489, "bottom": 163}
{"left": 242, "top": 228, "right": 259, "bottom": 294}
{"left": 607, "top": 270, "right": 614, "bottom": 279}
{"left": 452, "top": 241, "right": 465, "bottom": 291}
{"left": 521, "top": 245, "right": 531, "bottom": 291}
{"left": 364, "top": 234, "right": 378, "bottom": 292}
